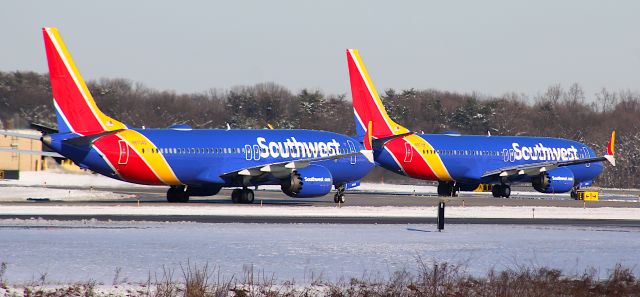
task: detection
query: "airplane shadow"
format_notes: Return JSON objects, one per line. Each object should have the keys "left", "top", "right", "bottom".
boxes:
{"left": 406, "top": 228, "right": 435, "bottom": 233}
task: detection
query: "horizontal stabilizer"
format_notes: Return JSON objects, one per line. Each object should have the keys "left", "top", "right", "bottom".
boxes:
{"left": 371, "top": 132, "right": 414, "bottom": 149}
{"left": 30, "top": 122, "right": 58, "bottom": 134}
{"left": 62, "top": 129, "right": 125, "bottom": 146}
{"left": 0, "top": 130, "right": 42, "bottom": 140}
{"left": 0, "top": 148, "right": 63, "bottom": 158}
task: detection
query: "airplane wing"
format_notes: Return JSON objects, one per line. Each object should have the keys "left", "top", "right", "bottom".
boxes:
{"left": 482, "top": 131, "right": 616, "bottom": 179}
{"left": 221, "top": 150, "right": 374, "bottom": 177}
{"left": 0, "top": 148, "right": 64, "bottom": 158}
{"left": 62, "top": 129, "right": 126, "bottom": 146}
{"left": 481, "top": 156, "right": 613, "bottom": 179}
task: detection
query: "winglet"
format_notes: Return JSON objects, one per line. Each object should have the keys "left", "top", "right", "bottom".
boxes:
{"left": 607, "top": 131, "right": 615, "bottom": 156}
{"left": 363, "top": 121, "right": 373, "bottom": 150}
{"left": 605, "top": 130, "right": 616, "bottom": 166}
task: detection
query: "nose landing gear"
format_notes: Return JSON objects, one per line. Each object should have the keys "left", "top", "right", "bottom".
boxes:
{"left": 167, "top": 186, "right": 189, "bottom": 203}
{"left": 334, "top": 185, "right": 346, "bottom": 203}
{"left": 491, "top": 184, "right": 511, "bottom": 198}
{"left": 437, "top": 181, "right": 458, "bottom": 197}
{"left": 231, "top": 188, "right": 255, "bottom": 204}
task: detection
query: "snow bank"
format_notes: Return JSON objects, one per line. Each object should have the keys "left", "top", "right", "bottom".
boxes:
{"left": 0, "top": 186, "right": 133, "bottom": 201}
{"left": 0, "top": 204, "right": 638, "bottom": 220}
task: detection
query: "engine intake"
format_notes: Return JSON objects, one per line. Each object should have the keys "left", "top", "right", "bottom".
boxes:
{"left": 532, "top": 167, "right": 575, "bottom": 193}
{"left": 281, "top": 165, "right": 333, "bottom": 198}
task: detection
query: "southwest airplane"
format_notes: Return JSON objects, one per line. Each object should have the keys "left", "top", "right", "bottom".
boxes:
{"left": 0, "top": 28, "right": 376, "bottom": 204}
{"left": 346, "top": 49, "right": 615, "bottom": 198}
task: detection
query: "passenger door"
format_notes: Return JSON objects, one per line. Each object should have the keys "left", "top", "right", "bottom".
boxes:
{"left": 117, "top": 140, "right": 129, "bottom": 165}
{"left": 347, "top": 140, "right": 356, "bottom": 164}
{"left": 404, "top": 142, "right": 413, "bottom": 163}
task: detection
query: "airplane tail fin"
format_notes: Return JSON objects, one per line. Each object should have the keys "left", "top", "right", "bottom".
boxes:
{"left": 347, "top": 49, "right": 409, "bottom": 139}
{"left": 604, "top": 130, "right": 616, "bottom": 166}
{"left": 42, "top": 27, "right": 126, "bottom": 135}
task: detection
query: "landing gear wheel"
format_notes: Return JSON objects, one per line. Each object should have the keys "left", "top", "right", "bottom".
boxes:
{"left": 437, "top": 182, "right": 455, "bottom": 197}
{"left": 241, "top": 188, "right": 255, "bottom": 204}
{"left": 231, "top": 189, "right": 241, "bottom": 204}
{"left": 334, "top": 193, "right": 345, "bottom": 203}
{"left": 334, "top": 185, "right": 346, "bottom": 203}
{"left": 502, "top": 185, "right": 511, "bottom": 198}
{"left": 167, "top": 186, "right": 189, "bottom": 203}
{"left": 491, "top": 185, "right": 501, "bottom": 198}
{"left": 492, "top": 185, "right": 510, "bottom": 198}
{"left": 570, "top": 189, "right": 579, "bottom": 200}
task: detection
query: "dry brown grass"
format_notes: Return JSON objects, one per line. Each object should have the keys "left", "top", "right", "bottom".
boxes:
{"left": 0, "top": 260, "right": 638, "bottom": 297}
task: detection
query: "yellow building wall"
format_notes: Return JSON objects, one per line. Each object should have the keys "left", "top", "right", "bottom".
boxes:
{"left": 0, "top": 131, "right": 44, "bottom": 171}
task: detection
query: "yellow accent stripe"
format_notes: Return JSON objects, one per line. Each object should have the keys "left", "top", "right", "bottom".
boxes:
{"left": 118, "top": 130, "right": 181, "bottom": 185}
{"left": 46, "top": 28, "right": 126, "bottom": 131}
{"left": 349, "top": 49, "right": 409, "bottom": 135}
{"left": 404, "top": 134, "right": 452, "bottom": 181}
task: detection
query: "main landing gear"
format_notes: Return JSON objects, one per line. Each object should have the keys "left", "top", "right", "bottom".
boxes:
{"left": 437, "top": 181, "right": 458, "bottom": 197}
{"left": 167, "top": 185, "right": 189, "bottom": 203}
{"left": 231, "top": 187, "right": 255, "bottom": 204}
{"left": 334, "top": 185, "right": 346, "bottom": 203}
{"left": 492, "top": 184, "right": 511, "bottom": 198}
{"left": 570, "top": 188, "right": 579, "bottom": 199}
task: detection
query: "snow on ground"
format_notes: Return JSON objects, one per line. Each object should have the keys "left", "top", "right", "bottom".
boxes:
{"left": 0, "top": 220, "right": 638, "bottom": 283}
{"left": 0, "top": 186, "right": 133, "bottom": 202}
{"left": 0, "top": 204, "right": 639, "bottom": 220}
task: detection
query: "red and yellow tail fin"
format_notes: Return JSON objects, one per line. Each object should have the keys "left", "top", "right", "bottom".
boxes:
{"left": 43, "top": 27, "right": 126, "bottom": 134}
{"left": 347, "top": 49, "right": 409, "bottom": 138}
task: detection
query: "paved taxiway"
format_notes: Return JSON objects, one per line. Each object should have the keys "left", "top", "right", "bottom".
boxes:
{"left": 9, "top": 186, "right": 639, "bottom": 208}
{"left": 1, "top": 186, "right": 639, "bottom": 226}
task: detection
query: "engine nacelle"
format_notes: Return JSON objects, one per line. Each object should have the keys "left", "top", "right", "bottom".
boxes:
{"left": 531, "top": 167, "right": 575, "bottom": 193}
{"left": 281, "top": 165, "right": 333, "bottom": 198}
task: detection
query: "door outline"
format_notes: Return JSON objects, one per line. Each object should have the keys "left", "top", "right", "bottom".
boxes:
{"left": 245, "top": 145, "right": 252, "bottom": 160}
{"left": 404, "top": 142, "right": 413, "bottom": 163}
{"left": 347, "top": 140, "right": 356, "bottom": 164}
{"left": 117, "top": 140, "right": 129, "bottom": 165}
{"left": 582, "top": 147, "right": 590, "bottom": 167}
{"left": 252, "top": 145, "right": 261, "bottom": 161}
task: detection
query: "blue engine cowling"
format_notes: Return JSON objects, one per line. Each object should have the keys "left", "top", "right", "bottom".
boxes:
{"left": 281, "top": 165, "right": 333, "bottom": 198}
{"left": 532, "top": 167, "right": 575, "bottom": 193}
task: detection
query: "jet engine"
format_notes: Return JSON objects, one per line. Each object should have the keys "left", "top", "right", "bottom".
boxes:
{"left": 281, "top": 165, "right": 333, "bottom": 198}
{"left": 531, "top": 167, "right": 575, "bottom": 193}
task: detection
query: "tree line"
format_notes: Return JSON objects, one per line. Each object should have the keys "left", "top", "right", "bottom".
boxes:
{"left": 0, "top": 70, "right": 637, "bottom": 188}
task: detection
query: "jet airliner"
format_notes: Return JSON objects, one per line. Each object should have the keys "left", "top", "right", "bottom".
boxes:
{"left": 346, "top": 49, "right": 615, "bottom": 198}
{"left": 1, "top": 28, "right": 376, "bottom": 203}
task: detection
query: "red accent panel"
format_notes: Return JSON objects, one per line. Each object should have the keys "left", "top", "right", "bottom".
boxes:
{"left": 347, "top": 52, "right": 394, "bottom": 138}
{"left": 43, "top": 30, "right": 104, "bottom": 133}
{"left": 386, "top": 138, "right": 438, "bottom": 180}
{"left": 93, "top": 135, "right": 164, "bottom": 185}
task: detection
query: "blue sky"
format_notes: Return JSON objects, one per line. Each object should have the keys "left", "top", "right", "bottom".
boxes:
{"left": 2, "top": 0, "right": 639, "bottom": 99}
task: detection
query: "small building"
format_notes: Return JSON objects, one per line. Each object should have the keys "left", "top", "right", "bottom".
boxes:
{"left": 0, "top": 130, "right": 45, "bottom": 171}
